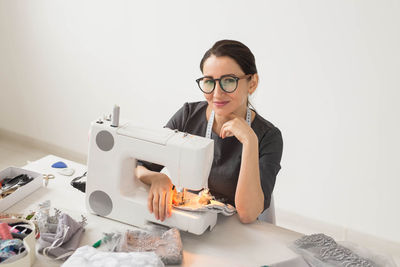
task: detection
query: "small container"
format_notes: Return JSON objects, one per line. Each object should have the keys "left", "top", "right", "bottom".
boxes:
{"left": 0, "top": 167, "right": 42, "bottom": 212}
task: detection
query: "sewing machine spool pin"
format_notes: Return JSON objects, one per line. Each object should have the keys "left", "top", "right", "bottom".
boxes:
{"left": 111, "top": 105, "right": 120, "bottom": 128}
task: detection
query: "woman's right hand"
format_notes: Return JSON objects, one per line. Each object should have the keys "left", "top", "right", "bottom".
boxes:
{"left": 147, "top": 173, "right": 174, "bottom": 222}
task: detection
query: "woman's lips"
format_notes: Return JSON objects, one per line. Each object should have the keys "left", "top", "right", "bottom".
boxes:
{"left": 213, "top": 101, "right": 229, "bottom": 108}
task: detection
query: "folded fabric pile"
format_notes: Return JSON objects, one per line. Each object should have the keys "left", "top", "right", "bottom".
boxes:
{"left": 173, "top": 190, "right": 236, "bottom": 216}
{"left": 35, "top": 200, "right": 87, "bottom": 260}
{"left": 61, "top": 245, "right": 164, "bottom": 267}
{"left": 291, "top": 233, "right": 396, "bottom": 267}
{"left": 117, "top": 224, "right": 183, "bottom": 265}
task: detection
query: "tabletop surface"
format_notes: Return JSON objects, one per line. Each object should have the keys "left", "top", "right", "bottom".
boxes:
{"left": 5, "top": 155, "right": 306, "bottom": 267}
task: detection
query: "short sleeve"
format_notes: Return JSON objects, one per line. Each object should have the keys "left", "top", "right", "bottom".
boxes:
{"left": 137, "top": 103, "right": 190, "bottom": 172}
{"left": 258, "top": 127, "right": 283, "bottom": 211}
{"left": 164, "top": 102, "right": 190, "bottom": 131}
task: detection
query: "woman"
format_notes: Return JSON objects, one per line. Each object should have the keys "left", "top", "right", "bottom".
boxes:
{"left": 135, "top": 40, "right": 283, "bottom": 224}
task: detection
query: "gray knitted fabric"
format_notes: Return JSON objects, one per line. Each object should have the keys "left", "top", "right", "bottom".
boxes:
{"left": 291, "top": 233, "right": 378, "bottom": 267}
{"left": 117, "top": 225, "right": 183, "bottom": 265}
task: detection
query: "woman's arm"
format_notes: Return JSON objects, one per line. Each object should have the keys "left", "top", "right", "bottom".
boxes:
{"left": 235, "top": 134, "right": 264, "bottom": 223}
{"left": 135, "top": 103, "right": 190, "bottom": 222}
{"left": 135, "top": 165, "right": 174, "bottom": 222}
{"left": 219, "top": 116, "right": 265, "bottom": 223}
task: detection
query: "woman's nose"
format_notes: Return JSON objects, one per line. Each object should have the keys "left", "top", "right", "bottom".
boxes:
{"left": 214, "top": 82, "right": 225, "bottom": 96}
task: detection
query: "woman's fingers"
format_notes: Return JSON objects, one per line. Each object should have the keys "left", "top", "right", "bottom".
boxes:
{"left": 148, "top": 174, "right": 174, "bottom": 221}
{"left": 166, "top": 189, "right": 173, "bottom": 218}
{"left": 153, "top": 193, "right": 160, "bottom": 220}
{"left": 150, "top": 189, "right": 172, "bottom": 221}
{"left": 148, "top": 192, "right": 154, "bottom": 213}
{"left": 220, "top": 123, "right": 234, "bottom": 139}
{"left": 159, "top": 191, "right": 166, "bottom": 221}
{"left": 220, "top": 117, "right": 251, "bottom": 142}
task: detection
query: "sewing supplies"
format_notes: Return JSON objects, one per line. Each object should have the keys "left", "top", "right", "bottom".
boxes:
{"left": 25, "top": 212, "right": 35, "bottom": 221}
{"left": 51, "top": 161, "right": 76, "bottom": 176}
{"left": 205, "top": 107, "right": 251, "bottom": 139}
{"left": 118, "top": 225, "right": 183, "bottom": 265}
{"left": 100, "top": 232, "right": 122, "bottom": 252}
{"left": 0, "top": 174, "right": 34, "bottom": 200}
{"left": 51, "top": 161, "right": 68, "bottom": 169}
{"left": 57, "top": 168, "right": 75, "bottom": 176}
{"left": 92, "top": 239, "right": 102, "bottom": 248}
{"left": 0, "top": 221, "right": 35, "bottom": 264}
{"left": 0, "top": 213, "right": 24, "bottom": 220}
{"left": 42, "top": 174, "right": 55, "bottom": 187}
{"left": 0, "top": 218, "right": 37, "bottom": 265}
{"left": 91, "top": 233, "right": 118, "bottom": 249}
{"left": 0, "top": 187, "right": 18, "bottom": 199}
{"left": 70, "top": 172, "right": 87, "bottom": 193}
{"left": 0, "top": 167, "right": 42, "bottom": 212}
{"left": 0, "top": 222, "right": 13, "bottom": 240}
{"left": 0, "top": 239, "right": 26, "bottom": 263}
{"left": 36, "top": 200, "right": 87, "bottom": 261}
{"left": 92, "top": 225, "right": 182, "bottom": 265}
{"left": 1, "top": 174, "right": 34, "bottom": 193}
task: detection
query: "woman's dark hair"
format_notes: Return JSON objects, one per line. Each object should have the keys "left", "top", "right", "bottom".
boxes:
{"left": 200, "top": 40, "right": 257, "bottom": 75}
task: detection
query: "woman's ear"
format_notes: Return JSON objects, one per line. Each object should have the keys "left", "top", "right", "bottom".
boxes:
{"left": 248, "top": 73, "right": 259, "bottom": 95}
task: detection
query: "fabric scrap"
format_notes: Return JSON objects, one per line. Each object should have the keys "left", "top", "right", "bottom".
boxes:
{"left": 61, "top": 245, "right": 164, "bottom": 267}
{"left": 117, "top": 224, "right": 182, "bottom": 265}
{"left": 173, "top": 191, "right": 236, "bottom": 216}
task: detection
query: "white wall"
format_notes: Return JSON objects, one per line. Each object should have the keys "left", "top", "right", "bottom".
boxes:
{"left": 1, "top": 0, "right": 399, "bottom": 243}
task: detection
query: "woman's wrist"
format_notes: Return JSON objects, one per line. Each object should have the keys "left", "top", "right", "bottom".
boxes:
{"left": 136, "top": 166, "right": 168, "bottom": 185}
{"left": 242, "top": 131, "right": 258, "bottom": 147}
{"left": 153, "top": 173, "right": 170, "bottom": 184}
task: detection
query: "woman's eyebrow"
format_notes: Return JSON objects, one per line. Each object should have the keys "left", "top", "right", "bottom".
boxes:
{"left": 202, "top": 73, "right": 238, "bottom": 78}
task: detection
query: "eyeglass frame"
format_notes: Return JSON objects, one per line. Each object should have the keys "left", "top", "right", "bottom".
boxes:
{"left": 195, "top": 74, "right": 252, "bottom": 94}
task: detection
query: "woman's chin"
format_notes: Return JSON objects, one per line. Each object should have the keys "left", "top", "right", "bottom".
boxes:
{"left": 213, "top": 109, "right": 232, "bottom": 117}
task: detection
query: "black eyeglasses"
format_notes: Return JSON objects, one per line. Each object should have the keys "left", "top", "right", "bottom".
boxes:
{"left": 196, "top": 74, "right": 252, "bottom": 94}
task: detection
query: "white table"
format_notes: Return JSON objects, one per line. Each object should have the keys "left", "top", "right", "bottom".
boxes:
{"left": 6, "top": 155, "right": 307, "bottom": 267}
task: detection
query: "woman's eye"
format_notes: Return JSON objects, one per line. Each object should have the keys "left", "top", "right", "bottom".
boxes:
{"left": 222, "top": 78, "right": 235, "bottom": 84}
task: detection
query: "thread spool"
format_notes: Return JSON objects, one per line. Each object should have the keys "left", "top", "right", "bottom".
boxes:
{"left": 111, "top": 105, "right": 120, "bottom": 127}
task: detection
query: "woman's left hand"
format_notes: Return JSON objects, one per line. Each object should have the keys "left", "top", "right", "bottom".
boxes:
{"left": 220, "top": 114, "right": 257, "bottom": 145}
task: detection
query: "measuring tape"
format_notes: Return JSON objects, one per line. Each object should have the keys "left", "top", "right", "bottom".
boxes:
{"left": 206, "top": 107, "right": 252, "bottom": 139}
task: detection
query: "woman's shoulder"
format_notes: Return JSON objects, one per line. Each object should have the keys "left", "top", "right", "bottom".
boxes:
{"left": 176, "top": 101, "right": 208, "bottom": 119}
{"left": 182, "top": 101, "right": 208, "bottom": 113}
{"left": 252, "top": 112, "right": 282, "bottom": 141}
{"left": 166, "top": 101, "right": 207, "bottom": 131}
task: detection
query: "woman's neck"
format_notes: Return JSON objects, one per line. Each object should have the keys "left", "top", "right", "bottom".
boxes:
{"left": 207, "top": 105, "right": 248, "bottom": 134}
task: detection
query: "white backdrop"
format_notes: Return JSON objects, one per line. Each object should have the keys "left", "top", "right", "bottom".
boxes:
{"left": 1, "top": 0, "right": 399, "bottom": 243}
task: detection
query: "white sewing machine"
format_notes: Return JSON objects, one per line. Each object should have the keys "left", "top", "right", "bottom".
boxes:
{"left": 86, "top": 106, "right": 217, "bottom": 235}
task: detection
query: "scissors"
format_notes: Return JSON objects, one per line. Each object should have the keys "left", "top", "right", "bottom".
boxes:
{"left": 0, "top": 174, "right": 34, "bottom": 193}
{"left": 0, "top": 174, "right": 34, "bottom": 198}
{"left": 43, "top": 174, "right": 55, "bottom": 187}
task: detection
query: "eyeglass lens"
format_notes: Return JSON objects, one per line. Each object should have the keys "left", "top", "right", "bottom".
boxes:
{"left": 200, "top": 76, "right": 237, "bottom": 93}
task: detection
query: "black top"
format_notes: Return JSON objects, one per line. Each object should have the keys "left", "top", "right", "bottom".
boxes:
{"left": 138, "top": 101, "right": 283, "bottom": 211}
